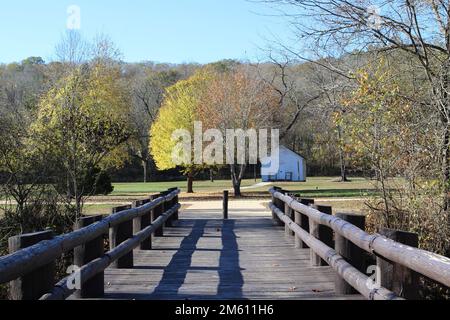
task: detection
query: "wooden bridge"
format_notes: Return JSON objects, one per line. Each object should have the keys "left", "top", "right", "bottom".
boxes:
{"left": 1, "top": 187, "right": 450, "bottom": 300}
{"left": 102, "top": 200, "right": 348, "bottom": 300}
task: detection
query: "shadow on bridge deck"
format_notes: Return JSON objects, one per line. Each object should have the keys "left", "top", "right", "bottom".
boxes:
{"left": 103, "top": 218, "right": 247, "bottom": 300}
{"left": 147, "top": 219, "right": 244, "bottom": 300}
{"left": 101, "top": 200, "right": 356, "bottom": 300}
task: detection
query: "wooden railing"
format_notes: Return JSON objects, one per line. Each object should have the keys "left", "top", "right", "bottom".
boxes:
{"left": 0, "top": 188, "right": 180, "bottom": 300}
{"left": 269, "top": 187, "right": 450, "bottom": 300}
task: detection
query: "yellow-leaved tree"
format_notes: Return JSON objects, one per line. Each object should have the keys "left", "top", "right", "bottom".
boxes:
{"left": 31, "top": 63, "right": 132, "bottom": 217}
{"left": 150, "top": 69, "right": 211, "bottom": 193}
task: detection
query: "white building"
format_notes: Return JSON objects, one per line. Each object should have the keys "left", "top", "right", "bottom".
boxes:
{"left": 261, "top": 145, "right": 306, "bottom": 182}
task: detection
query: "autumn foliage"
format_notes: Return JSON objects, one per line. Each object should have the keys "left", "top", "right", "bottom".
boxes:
{"left": 150, "top": 64, "right": 279, "bottom": 194}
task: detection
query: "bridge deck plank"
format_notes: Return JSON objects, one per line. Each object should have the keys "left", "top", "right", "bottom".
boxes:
{"left": 95, "top": 200, "right": 363, "bottom": 300}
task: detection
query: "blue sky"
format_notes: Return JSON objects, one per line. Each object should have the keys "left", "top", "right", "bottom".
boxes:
{"left": 0, "top": 1, "right": 293, "bottom": 64}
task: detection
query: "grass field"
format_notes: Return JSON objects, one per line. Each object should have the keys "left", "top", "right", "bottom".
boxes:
{"left": 110, "top": 179, "right": 257, "bottom": 195}
{"left": 110, "top": 176, "right": 379, "bottom": 197}
{"left": 2, "top": 177, "right": 382, "bottom": 216}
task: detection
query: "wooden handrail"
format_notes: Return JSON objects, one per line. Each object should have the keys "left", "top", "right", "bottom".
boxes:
{"left": 40, "top": 203, "right": 180, "bottom": 300}
{"left": 270, "top": 202, "right": 400, "bottom": 300}
{"left": 0, "top": 188, "right": 181, "bottom": 300}
{"left": 269, "top": 187, "right": 450, "bottom": 298}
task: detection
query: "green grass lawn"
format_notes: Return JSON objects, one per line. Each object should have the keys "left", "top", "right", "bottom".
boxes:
{"left": 110, "top": 176, "right": 384, "bottom": 197}
{"left": 111, "top": 179, "right": 257, "bottom": 195}
{"left": 1, "top": 177, "right": 387, "bottom": 216}
{"left": 83, "top": 204, "right": 119, "bottom": 215}
{"left": 1, "top": 177, "right": 381, "bottom": 216}
{"left": 258, "top": 177, "right": 382, "bottom": 197}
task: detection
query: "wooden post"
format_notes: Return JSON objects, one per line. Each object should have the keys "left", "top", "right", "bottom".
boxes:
{"left": 74, "top": 215, "right": 105, "bottom": 298}
{"left": 132, "top": 199, "right": 152, "bottom": 250}
{"left": 376, "top": 228, "right": 420, "bottom": 300}
{"left": 309, "top": 215, "right": 321, "bottom": 266}
{"left": 294, "top": 211, "right": 302, "bottom": 249}
{"left": 271, "top": 187, "right": 283, "bottom": 226}
{"left": 109, "top": 205, "right": 133, "bottom": 268}
{"left": 223, "top": 190, "right": 229, "bottom": 220}
{"left": 160, "top": 190, "right": 173, "bottom": 228}
{"left": 174, "top": 193, "right": 179, "bottom": 221}
{"left": 309, "top": 205, "right": 334, "bottom": 266}
{"left": 297, "top": 198, "right": 314, "bottom": 249}
{"left": 168, "top": 187, "right": 179, "bottom": 221}
{"left": 284, "top": 202, "right": 294, "bottom": 237}
{"left": 334, "top": 213, "right": 366, "bottom": 295}
{"left": 274, "top": 187, "right": 285, "bottom": 226}
{"left": 152, "top": 194, "right": 164, "bottom": 237}
{"left": 8, "top": 230, "right": 55, "bottom": 300}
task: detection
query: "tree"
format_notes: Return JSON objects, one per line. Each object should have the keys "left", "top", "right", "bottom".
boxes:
{"left": 31, "top": 62, "right": 132, "bottom": 217}
{"left": 198, "top": 66, "right": 279, "bottom": 196}
{"left": 150, "top": 69, "right": 210, "bottom": 193}
{"left": 0, "top": 101, "right": 50, "bottom": 230}
{"left": 340, "top": 61, "right": 449, "bottom": 256}
{"left": 310, "top": 64, "right": 354, "bottom": 181}
{"left": 254, "top": 54, "right": 321, "bottom": 140}
{"left": 129, "top": 69, "right": 180, "bottom": 182}
{"left": 0, "top": 54, "right": 49, "bottom": 210}
{"left": 0, "top": 55, "right": 77, "bottom": 242}
{"left": 54, "top": 30, "right": 90, "bottom": 66}
{"left": 266, "top": 0, "right": 450, "bottom": 212}
{"left": 340, "top": 63, "right": 409, "bottom": 217}
{"left": 252, "top": 55, "right": 348, "bottom": 181}
{"left": 21, "top": 57, "right": 45, "bottom": 66}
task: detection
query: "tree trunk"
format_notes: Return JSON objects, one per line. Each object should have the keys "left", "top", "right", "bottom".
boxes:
{"left": 339, "top": 147, "right": 349, "bottom": 182}
{"left": 233, "top": 182, "right": 241, "bottom": 197}
{"left": 71, "top": 176, "right": 81, "bottom": 219}
{"left": 442, "top": 124, "right": 450, "bottom": 212}
{"left": 230, "top": 164, "right": 246, "bottom": 197}
{"left": 337, "top": 125, "right": 349, "bottom": 182}
{"left": 66, "top": 174, "right": 71, "bottom": 200}
{"left": 339, "top": 157, "right": 348, "bottom": 182}
{"left": 187, "top": 171, "right": 194, "bottom": 194}
{"left": 210, "top": 169, "right": 214, "bottom": 183}
{"left": 142, "top": 159, "right": 148, "bottom": 183}
{"left": 230, "top": 164, "right": 239, "bottom": 197}
{"left": 75, "top": 195, "right": 83, "bottom": 220}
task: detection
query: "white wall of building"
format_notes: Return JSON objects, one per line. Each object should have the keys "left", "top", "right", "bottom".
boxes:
{"left": 261, "top": 146, "right": 306, "bottom": 182}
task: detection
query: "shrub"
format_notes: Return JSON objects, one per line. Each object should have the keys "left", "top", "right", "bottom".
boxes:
{"left": 0, "top": 188, "right": 77, "bottom": 300}
{"left": 365, "top": 185, "right": 450, "bottom": 299}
